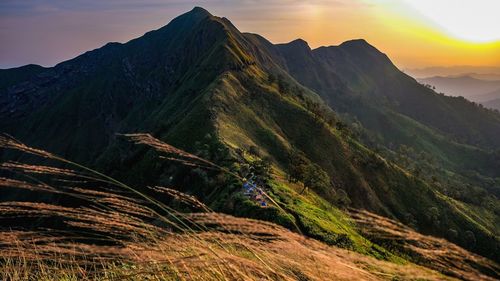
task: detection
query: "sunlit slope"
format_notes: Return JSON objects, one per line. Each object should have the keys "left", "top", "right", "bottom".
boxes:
{"left": 199, "top": 56, "right": 499, "bottom": 261}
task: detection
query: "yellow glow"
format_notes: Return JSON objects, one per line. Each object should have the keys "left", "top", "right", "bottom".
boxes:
{"left": 362, "top": 0, "right": 500, "bottom": 67}
{"left": 237, "top": 0, "right": 500, "bottom": 68}
{"left": 402, "top": 0, "right": 500, "bottom": 43}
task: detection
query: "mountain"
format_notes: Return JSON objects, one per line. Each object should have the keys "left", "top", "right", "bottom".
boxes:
{"left": 484, "top": 97, "right": 500, "bottom": 111}
{"left": 452, "top": 73, "right": 500, "bottom": 81}
{"left": 0, "top": 64, "right": 46, "bottom": 92}
{"left": 479, "top": 88, "right": 500, "bottom": 104}
{"left": 1, "top": 6, "right": 499, "bottom": 273}
{"left": 418, "top": 75, "right": 500, "bottom": 102}
{"left": 406, "top": 66, "right": 500, "bottom": 79}
{"left": 1, "top": 7, "right": 250, "bottom": 163}
{"left": 251, "top": 36, "right": 500, "bottom": 168}
{"left": 418, "top": 75, "right": 500, "bottom": 110}
{"left": 249, "top": 36, "right": 500, "bottom": 254}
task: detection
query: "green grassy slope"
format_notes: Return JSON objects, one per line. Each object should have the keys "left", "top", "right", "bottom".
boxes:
{"left": 247, "top": 35, "right": 500, "bottom": 249}
{"left": 243, "top": 32, "right": 500, "bottom": 236}
{"left": 203, "top": 62, "right": 499, "bottom": 261}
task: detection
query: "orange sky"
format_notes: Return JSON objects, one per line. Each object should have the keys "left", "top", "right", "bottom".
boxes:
{"left": 1, "top": 0, "right": 499, "bottom": 69}
{"left": 228, "top": 0, "right": 500, "bottom": 69}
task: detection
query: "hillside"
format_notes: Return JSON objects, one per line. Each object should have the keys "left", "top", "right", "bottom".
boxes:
{"left": 267, "top": 39, "right": 500, "bottom": 151}
{"left": 244, "top": 35, "right": 500, "bottom": 242}
{"left": 0, "top": 6, "right": 499, "bottom": 275}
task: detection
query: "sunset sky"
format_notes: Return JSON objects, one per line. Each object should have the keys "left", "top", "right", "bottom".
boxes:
{"left": 0, "top": 0, "right": 499, "bottom": 70}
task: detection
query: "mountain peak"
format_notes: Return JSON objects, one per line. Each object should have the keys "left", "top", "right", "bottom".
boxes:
{"left": 277, "top": 39, "right": 312, "bottom": 55}
{"left": 170, "top": 6, "right": 212, "bottom": 25}
{"left": 335, "top": 38, "right": 392, "bottom": 66}
{"left": 339, "top": 39, "right": 372, "bottom": 48}
{"left": 189, "top": 6, "right": 212, "bottom": 17}
{"left": 288, "top": 39, "right": 311, "bottom": 50}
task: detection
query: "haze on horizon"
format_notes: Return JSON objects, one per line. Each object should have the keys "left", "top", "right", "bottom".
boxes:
{"left": 0, "top": 0, "right": 499, "bottom": 70}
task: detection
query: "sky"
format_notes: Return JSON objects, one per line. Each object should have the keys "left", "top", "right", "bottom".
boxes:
{"left": 0, "top": 0, "right": 499, "bottom": 70}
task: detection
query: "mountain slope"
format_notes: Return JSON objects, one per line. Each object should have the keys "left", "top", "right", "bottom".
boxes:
{"left": 252, "top": 35, "right": 499, "bottom": 179}
{"left": 262, "top": 37, "right": 500, "bottom": 246}
{"left": 1, "top": 6, "right": 499, "bottom": 266}
{"left": 202, "top": 61, "right": 499, "bottom": 262}
{"left": 0, "top": 7, "right": 253, "bottom": 163}
{"left": 275, "top": 39, "right": 500, "bottom": 151}
{"left": 243, "top": 35, "right": 500, "bottom": 193}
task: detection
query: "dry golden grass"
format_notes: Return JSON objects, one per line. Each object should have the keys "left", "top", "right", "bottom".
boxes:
{"left": 350, "top": 209, "right": 500, "bottom": 281}
{"left": 0, "top": 134, "right": 495, "bottom": 280}
{"left": 2, "top": 212, "right": 457, "bottom": 281}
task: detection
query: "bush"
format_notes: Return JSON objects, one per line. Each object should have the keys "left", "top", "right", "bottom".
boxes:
{"left": 447, "top": 228, "right": 458, "bottom": 241}
{"left": 464, "top": 230, "right": 476, "bottom": 248}
{"left": 335, "top": 189, "right": 351, "bottom": 207}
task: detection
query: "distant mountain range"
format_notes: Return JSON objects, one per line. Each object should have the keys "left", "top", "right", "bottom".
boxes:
{"left": 1, "top": 7, "right": 499, "bottom": 274}
{"left": 484, "top": 97, "right": 500, "bottom": 111}
{"left": 418, "top": 75, "right": 500, "bottom": 110}
{"left": 406, "top": 65, "right": 500, "bottom": 79}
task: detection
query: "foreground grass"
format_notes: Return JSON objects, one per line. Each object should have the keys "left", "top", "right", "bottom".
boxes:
{"left": 0, "top": 134, "right": 496, "bottom": 280}
{"left": 2, "top": 213, "right": 457, "bottom": 281}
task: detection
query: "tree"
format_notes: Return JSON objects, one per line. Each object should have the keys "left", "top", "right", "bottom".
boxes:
{"left": 287, "top": 149, "right": 309, "bottom": 183}
{"left": 277, "top": 75, "right": 290, "bottom": 94}
{"left": 252, "top": 157, "right": 272, "bottom": 181}
{"left": 301, "top": 163, "right": 330, "bottom": 195}
{"left": 426, "top": 206, "right": 440, "bottom": 227}
{"left": 335, "top": 121, "right": 353, "bottom": 137}
{"left": 287, "top": 149, "right": 331, "bottom": 195}
{"left": 194, "top": 133, "right": 230, "bottom": 163}
{"left": 248, "top": 145, "right": 260, "bottom": 157}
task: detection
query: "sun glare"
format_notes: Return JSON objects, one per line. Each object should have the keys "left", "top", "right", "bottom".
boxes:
{"left": 401, "top": 0, "right": 500, "bottom": 43}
